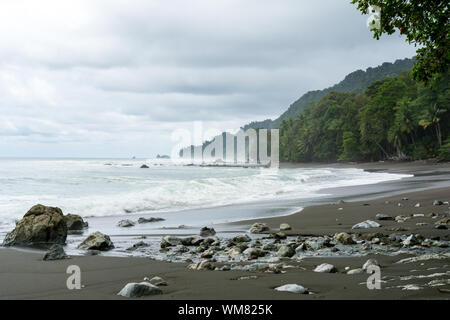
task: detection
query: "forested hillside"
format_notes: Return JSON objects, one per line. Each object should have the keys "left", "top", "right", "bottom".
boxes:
{"left": 279, "top": 72, "right": 450, "bottom": 162}
{"left": 243, "top": 58, "right": 415, "bottom": 130}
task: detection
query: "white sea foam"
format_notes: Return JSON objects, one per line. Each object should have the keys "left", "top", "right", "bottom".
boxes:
{"left": 0, "top": 158, "right": 411, "bottom": 222}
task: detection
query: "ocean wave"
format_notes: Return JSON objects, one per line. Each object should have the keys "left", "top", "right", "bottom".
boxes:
{"left": 0, "top": 159, "right": 412, "bottom": 220}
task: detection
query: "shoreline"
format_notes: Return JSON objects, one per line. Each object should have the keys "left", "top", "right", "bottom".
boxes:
{"left": 1, "top": 161, "right": 449, "bottom": 300}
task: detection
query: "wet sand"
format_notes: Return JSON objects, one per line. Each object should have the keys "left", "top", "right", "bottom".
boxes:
{"left": 0, "top": 246, "right": 448, "bottom": 300}
{"left": 0, "top": 161, "right": 449, "bottom": 300}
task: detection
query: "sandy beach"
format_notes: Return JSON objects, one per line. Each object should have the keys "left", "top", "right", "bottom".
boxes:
{"left": 0, "top": 161, "right": 449, "bottom": 300}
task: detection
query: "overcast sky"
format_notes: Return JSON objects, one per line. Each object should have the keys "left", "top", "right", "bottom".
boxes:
{"left": 0, "top": 0, "right": 416, "bottom": 158}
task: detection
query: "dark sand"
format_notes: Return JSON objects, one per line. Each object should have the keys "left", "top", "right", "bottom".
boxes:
{"left": 0, "top": 161, "right": 449, "bottom": 300}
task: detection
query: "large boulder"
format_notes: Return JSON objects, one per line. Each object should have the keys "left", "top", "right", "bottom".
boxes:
{"left": 248, "top": 223, "right": 269, "bottom": 234}
{"left": 117, "top": 282, "right": 162, "bottom": 298}
{"left": 3, "top": 204, "right": 67, "bottom": 247}
{"left": 78, "top": 232, "right": 114, "bottom": 251}
{"left": 64, "top": 214, "right": 88, "bottom": 231}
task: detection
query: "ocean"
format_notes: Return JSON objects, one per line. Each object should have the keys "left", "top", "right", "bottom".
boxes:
{"left": 0, "top": 158, "right": 411, "bottom": 230}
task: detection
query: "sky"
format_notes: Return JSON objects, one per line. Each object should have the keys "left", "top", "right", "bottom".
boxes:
{"left": 0, "top": 0, "right": 417, "bottom": 158}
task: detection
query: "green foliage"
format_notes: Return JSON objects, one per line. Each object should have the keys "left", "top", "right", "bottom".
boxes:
{"left": 351, "top": 0, "right": 449, "bottom": 85}
{"left": 243, "top": 58, "right": 415, "bottom": 130}
{"left": 280, "top": 71, "right": 450, "bottom": 162}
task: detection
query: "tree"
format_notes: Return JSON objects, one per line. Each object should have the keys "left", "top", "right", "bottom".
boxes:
{"left": 351, "top": 0, "right": 449, "bottom": 85}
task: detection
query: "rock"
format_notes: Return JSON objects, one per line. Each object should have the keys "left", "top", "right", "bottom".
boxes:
{"left": 64, "top": 214, "right": 88, "bottom": 231}
{"left": 138, "top": 217, "right": 165, "bottom": 224}
{"left": 270, "top": 232, "right": 287, "bottom": 240}
{"left": 362, "top": 259, "right": 379, "bottom": 270}
{"left": 375, "top": 214, "right": 394, "bottom": 221}
{"left": 359, "top": 233, "right": 383, "bottom": 241}
{"left": 140, "top": 164, "right": 150, "bottom": 169}
{"left": 189, "top": 236, "right": 204, "bottom": 246}
{"left": 432, "top": 241, "right": 448, "bottom": 248}
{"left": 200, "top": 226, "right": 216, "bottom": 237}
{"left": 248, "top": 222, "right": 269, "bottom": 234}
{"left": 347, "top": 268, "right": 363, "bottom": 275}
{"left": 160, "top": 235, "right": 183, "bottom": 248}
{"left": 226, "top": 247, "right": 242, "bottom": 257}
{"left": 78, "top": 232, "right": 114, "bottom": 251}
{"left": 435, "top": 218, "right": 450, "bottom": 225}
{"left": 148, "top": 276, "right": 167, "bottom": 286}
{"left": 126, "top": 241, "right": 149, "bottom": 251}
{"left": 187, "top": 260, "right": 215, "bottom": 271}
{"left": 174, "top": 245, "right": 189, "bottom": 253}
{"left": 395, "top": 215, "right": 409, "bottom": 223}
{"left": 238, "top": 263, "right": 271, "bottom": 272}
{"left": 117, "top": 219, "right": 135, "bottom": 228}
{"left": 43, "top": 244, "right": 69, "bottom": 261}
{"left": 313, "top": 263, "right": 337, "bottom": 273}
{"left": 275, "top": 284, "right": 308, "bottom": 294}
{"left": 279, "top": 223, "right": 291, "bottom": 231}
{"left": 276, "top": 245, "right": 295, "bottom": 258}
{"left": 220, "top": 265, "right": 231, "bottom": 271}
{"left": 319, "top": 238, "right": 335, "bottom": 248}
{"left": 86, "top": 249, "right": 101, "bottom": 256}
{"left": 201, "top": 249, "right": 215, "bottom": 259}
{"left": 243, "top": 248, "right": 267, "bottom": 259}
{"left": 351, "top": 220, "right": 381, "bottom": 229}
{"left": 386, "top": 226, "right": 408, "bottom": 232}
{"left": 433, "top": 200, "right": 444, "bottom": 206}
{"left": 416, "top": 222, "right": 428, "bottom": 226}
{"left": 232, "top": 234, "right": 251, "bottom": 243}
{"left": 2, "top": 204, "right": 68, "bottom": 247}
{"left": 402, "top": 234, "right": 418, "bottom": 247}
{"left": 263, "top": 243, "right": 277, "bottom": 251}
{"left": 117, "top": 282, "right": 162, "bottom": 298}
{"left": 296, "top": 242, "right": 312, "bottom": 252}
{"left": 202, "top": 237, "right": 219, "bottom": 246}
{"left": 334, "top": 232, "right": 355, "bottom": 245}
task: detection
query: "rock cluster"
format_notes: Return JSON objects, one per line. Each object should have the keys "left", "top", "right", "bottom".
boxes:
{"left": 3, "top": 204, "right": 68, "bottom": 247}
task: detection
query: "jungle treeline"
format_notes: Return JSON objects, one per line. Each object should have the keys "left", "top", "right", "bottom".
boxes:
{"left": 279, "top": 72, "right": 450, "bottom": 162}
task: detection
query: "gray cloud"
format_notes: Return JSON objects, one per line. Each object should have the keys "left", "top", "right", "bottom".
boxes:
{"left": 0, "top": 0, "right": 417, "bottom": 157}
